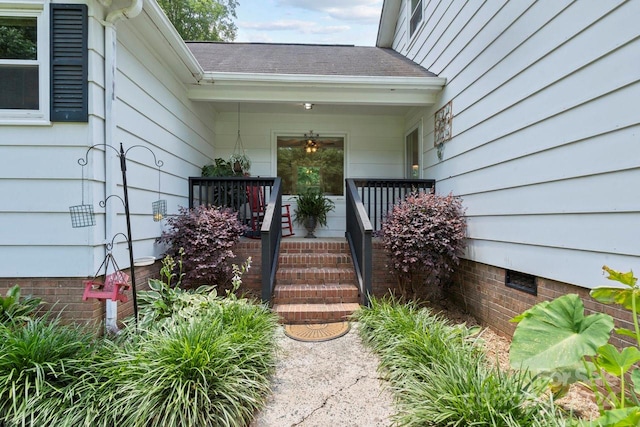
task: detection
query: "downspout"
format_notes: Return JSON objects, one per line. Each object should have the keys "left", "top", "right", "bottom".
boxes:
{"left": 100, "top": 0, "right": 143, "bottom": 333}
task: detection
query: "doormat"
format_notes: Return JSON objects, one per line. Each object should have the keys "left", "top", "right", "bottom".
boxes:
{"left": 284, "top": 322, "right": 350, "bottom": 342}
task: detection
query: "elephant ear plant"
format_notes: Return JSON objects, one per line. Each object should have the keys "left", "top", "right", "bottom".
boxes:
{"left": 509, "top": 266, "right": 640, "bottom": 426}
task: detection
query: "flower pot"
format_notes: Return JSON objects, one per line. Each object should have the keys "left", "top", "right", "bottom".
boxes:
{"left": 303, "top": 216, "right": 317, "bottom": 238}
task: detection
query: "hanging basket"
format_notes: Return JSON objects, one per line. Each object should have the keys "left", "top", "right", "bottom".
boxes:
{"left": 69, "top": 204, "right": 96, "bottom": 228}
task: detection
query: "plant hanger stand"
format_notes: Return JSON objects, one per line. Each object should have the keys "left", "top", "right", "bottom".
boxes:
{"left": 75, "top": 143, "right": 164, "bottom": 324}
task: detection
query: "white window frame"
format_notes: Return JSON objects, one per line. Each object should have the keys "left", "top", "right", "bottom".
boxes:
{"left": 405, "top": 122, "right": 422, "bottom": 179}
{"left": 0, "top": 4, "right": 50, "bottom": 124}
{"left": 408, "top": 0, "right": 423, "bottom": 39}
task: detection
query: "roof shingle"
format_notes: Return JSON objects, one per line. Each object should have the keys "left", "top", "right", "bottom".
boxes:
{"left": 186, "top": 42, "right": 436, "bottom": 77}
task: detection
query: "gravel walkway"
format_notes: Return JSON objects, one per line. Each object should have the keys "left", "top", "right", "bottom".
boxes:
{"left": 251, "top": 323, "right": 395, "bottom": 427}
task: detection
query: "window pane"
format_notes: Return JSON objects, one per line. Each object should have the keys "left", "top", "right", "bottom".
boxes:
{"left": 0, "top": 65, "right": 39, "bottom": 109}
{"left": 0, "top": 17, "right": 37, "bottom": 60}
{"left": 406, "top": 128, "right": 419, "bottom": 178}
{"left": 277, "top": 136, "right": 344, "bottom": 196}
{"left": 410, "top": 0, "right": 422, "bottom": 36}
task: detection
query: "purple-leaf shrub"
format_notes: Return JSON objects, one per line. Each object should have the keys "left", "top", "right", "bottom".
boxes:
{"left": 158, "top": 205, "right": 246, "bottom": 287}
{"left": 381, "top": 192, "right": 467, "bottom": 299}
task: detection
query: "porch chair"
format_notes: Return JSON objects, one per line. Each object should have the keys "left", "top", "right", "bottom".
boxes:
{"left": 246, "top": 184, "right": 294, "bottom": 238}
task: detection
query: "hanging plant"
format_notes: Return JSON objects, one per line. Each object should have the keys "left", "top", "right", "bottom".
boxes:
{"left": 231, "top": 104, "right": 251, "bottom": 175}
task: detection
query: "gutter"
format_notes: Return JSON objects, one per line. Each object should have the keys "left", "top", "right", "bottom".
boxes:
{"left": 202, "top": 72, "right": 447, "bottom": 90}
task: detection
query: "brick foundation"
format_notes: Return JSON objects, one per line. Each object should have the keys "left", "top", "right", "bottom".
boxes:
{"left": 1, "top": 262, "right": 160, "bottom": 330}
{"left": 449, "top": 259, "right": 637, "bottom": 347}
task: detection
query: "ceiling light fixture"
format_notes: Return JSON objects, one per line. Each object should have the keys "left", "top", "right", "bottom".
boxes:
{"left": 304, "top": 130, "right": 319, "bottom": 153}
{"left": 303, "top": 102, "right": 313, "bottom": 110}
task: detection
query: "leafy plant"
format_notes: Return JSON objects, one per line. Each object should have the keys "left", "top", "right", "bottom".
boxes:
{"left": 355, "top": 297, "right": 568, "bottom": 426}
{"left": 157, "top": 205, "right": 246, "bottom": 287}
{"left": 293, "top": 188, "right": 335, "bottom": 228}
{"left": 202, "top": 157, "right": 236, "bottom": 177}
{"left": 380, "top": 192, "right": 467, "bottom": 299}
{"left": 229, "top": 153, "right": 251, "bottom": 175}
{"left": 0, "top": 285, "right": 42, "bottom": 326}
{"left": 85, "top": 302, "right": 278, "bottom": 426}
{"left": 510, "top": 266, "right": 640, "bottom": 426}
{"left": 0, "top": 316, "right": 97, "bottom": 426}
{"left": 137, "top": 251, "right": 251, "bottom": 330}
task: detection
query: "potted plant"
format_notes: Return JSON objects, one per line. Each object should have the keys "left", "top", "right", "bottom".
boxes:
{"left": 293, "top": 188, "right": 335, "bottom": 238}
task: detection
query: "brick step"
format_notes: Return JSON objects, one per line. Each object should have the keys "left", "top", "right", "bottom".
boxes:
{"left": 273, "top": 283, "right": 359, "bottom": 304}
{"left": 276, "top": 267, "right": 356, "bottom": 285}
{"left": 273, "top": 302, "right": 361, "bottom": 324}
{"left": 279, "top": 240, "right": 350, "bottom": 254}
{"left": 278, "top": 253, "right": 353, "bottom": 268}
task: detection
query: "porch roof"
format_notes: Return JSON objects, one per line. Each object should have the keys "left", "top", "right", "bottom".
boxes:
{"left": 186, "top": 42, "right": 435, "bottom": 77}
{"left": 185, "top": 43, "right": 445, "bottom": 108}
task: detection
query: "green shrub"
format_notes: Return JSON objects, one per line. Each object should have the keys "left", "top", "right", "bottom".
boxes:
{"left": 354, "top": 297, "right": 570, "bottom": 426}
{"left": 90, "top": 302, "right": 279, "bottom": 426}
{"left": 0, "top": 316, "right": 97, "bottom": 426}
{"left": 0, "top": 285, "right": 42, "bottom": 326}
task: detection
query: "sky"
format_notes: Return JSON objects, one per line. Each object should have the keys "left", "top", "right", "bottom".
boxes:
{"left": 234, "top": 0, "right": 384, "bottom": 46}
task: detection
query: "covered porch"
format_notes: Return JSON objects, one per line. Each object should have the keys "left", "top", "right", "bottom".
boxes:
{"left": 189, "top": 176, "right": 435, "bottom": 308}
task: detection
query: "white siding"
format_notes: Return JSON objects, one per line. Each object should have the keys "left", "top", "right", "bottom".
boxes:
{"left": 212, "top": 111, "right": 405, "bottom": 237}
{"left": 392, "top": 0, "right": 640, "bottom": 288}
{"left": 0, "top": 1, "right": 216, "bottom": 277}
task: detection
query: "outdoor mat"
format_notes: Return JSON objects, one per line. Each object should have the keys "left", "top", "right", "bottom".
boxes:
{"left": 284, "top": 322, "right": 351, "bottom": 342}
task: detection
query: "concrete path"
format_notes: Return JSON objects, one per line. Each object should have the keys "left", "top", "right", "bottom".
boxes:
{"left": 252, "top": 323, "right": 395, "bottom": 427}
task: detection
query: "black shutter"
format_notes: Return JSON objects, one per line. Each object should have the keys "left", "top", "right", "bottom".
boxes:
{"left": 50, "top": 4, "right": 88, "bottom": 122}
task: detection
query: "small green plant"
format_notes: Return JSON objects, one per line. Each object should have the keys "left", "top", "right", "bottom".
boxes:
{"left": 137, "top": 251, "right": 252, "bottom": 329}
{"left": 293, "top": 188, "right": 335, "bottom": 237}
{"left": 355, "top": 297, "right": 566, "bottom": 426}
{"left": 510, "top": 266, "right": 640, "bottom": 426}
{"left": 0, "top": 285, "right": 42, "bottom": 326}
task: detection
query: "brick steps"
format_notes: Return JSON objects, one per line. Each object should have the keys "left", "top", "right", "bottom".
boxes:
{"left": 273, "top": 302, "right": 361, "bottom": 324}
{"left": 272, "top": 239, "right": 360, "bottom": 324}
{"left": 273, "top": 283, "right": 359, "bottom": 304}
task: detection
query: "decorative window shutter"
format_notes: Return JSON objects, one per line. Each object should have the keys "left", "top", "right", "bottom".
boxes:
{"left": 50, "top": 4, "right": 88, "bottom": 122}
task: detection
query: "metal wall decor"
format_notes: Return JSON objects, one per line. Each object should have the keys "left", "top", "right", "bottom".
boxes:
{"left": 434, "top": 101, "right": 453, "bottom": 161}
{"left": 73, "top": 143, "right": 164, "bottom": 324}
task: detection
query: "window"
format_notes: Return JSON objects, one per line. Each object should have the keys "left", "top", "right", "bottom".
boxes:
{"left": 277, "top": 135, "right": 344, "bottom": 196}
{"left": 0, "top": 12, "right": 45, "bottom": 115}
{"left": 506, "top": 270, "right": 537, "bottom": 296}
{"left": 409, "top": 0, "right": 422, "bottom": 37}
{"left": 405, "top": 127, "right": 420, "bottom": 178}
{"left": 0, "top": 4, "right": 87, "bottom": 123}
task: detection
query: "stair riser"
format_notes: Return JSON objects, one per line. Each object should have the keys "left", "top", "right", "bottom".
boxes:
{"left": 274, "top": 309, "right": 356, "bottom": 324}
{"left": 276, "top": 271, "right": 356, "bottom": 285}
{"left": 279, "top": 242, "right": 350, "bottom": 254}
{"left": 278, "top": 254, "right": 353, "bottom": 268}
{"left": 273, "top": 292, "right": 359, "bottom": 305}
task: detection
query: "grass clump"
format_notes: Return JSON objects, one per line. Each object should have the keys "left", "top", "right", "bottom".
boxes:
{"left": 0, "top": 282, "right": 279, "bottom": 427}
{"left": 354, "top": 297, "right": 571, "bottom": 426}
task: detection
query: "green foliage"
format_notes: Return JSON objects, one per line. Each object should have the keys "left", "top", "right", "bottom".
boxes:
{"left": 0, "top": 285, "right": 42, "bottom": 326}
{"left": 84, "top": 302, "right": 278, "bottom": 426}
{"left": 510, "top": 267, "right": 640, "bottom": 426}
{"left": 355, "top": 297, "right": 567, "bottom": 426}
{"left": 137, "top": 252, "right": 251, "bottom": 329}
{"left": 277, "top": 143, "right": 344, "bottom": 195}
{"left": 293, "top": 188, "right": 335, "bottom": 228}
{"left": 201, "top": 157, "right": 236, "bottom": 177}
{"left": 0, "top": 19, "right": 37, "bottom": 59}
{"left": 157, "top": 0, "right": 238, "bottom": 41}
{"left": 0, "top": 316, "right": 97, "bottom": 426}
